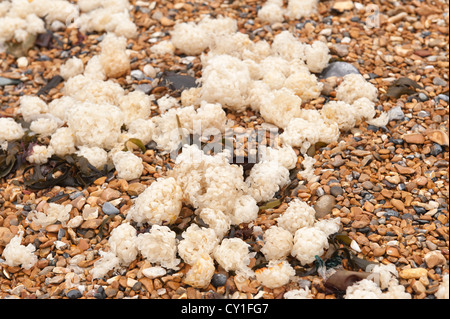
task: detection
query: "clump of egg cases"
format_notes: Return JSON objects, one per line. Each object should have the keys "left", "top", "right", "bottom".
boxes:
{"left": 2, "top": 5, "right": 395, "bottom": 292}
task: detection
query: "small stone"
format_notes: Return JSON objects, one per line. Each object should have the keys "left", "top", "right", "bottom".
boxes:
{"left": 331, "top": 155, "right": 345, "bottom": 167}
{"left": 403, "top": 133, "right": 425, "bottom": 144}
{"left": 361, "top": 181, "right": 374, "bottom": 190}
{"left": 332, "top": 0, "right": 354, "bottom": 12}
{"left": 352, "top": 215, "right": 371, "bottom": 228}
{"left": 394, "top": 164, "right": 415, "bottom": 175}
{"left": 399, "top": 268, "right": 428, "bottom": 279}
{"left": 130, "top": 70, "right": 144, "bottom": 81}
{"left": 135, "top": 84, "right": 152, "bottom": 94}
{"left": 77, "top": 238, "right": 90, "bottom": 251}
{"left": 94, "top": 286, "right": 107, "bottom": 299}
{"left": 143, "top": 64, "right": 157, "bottom": 78}
{"left": 314, "top": 195, "right": 336, "bottom": 218}
{"left": 391, "top": 199, "right": 405, "bottom": 211}
{"left": 388, "top": 105, "right": 405, "bottom": 121}
{"left": 102, "top": 202, "right": 120, "bottom": 216}
{"left": 45, "top": 224, "right": 62, "bottom": 233}
{"left": 211, "top": 273, "right": 227, "bottom": 288}
{"left": 142, "top": 266, "right": 166, "bottom": 279}
{"left": 411, "top": 281, "right": 426, "bottom": 294}
{"left": 160, "top": 16, "right": 175, "bottom": 26}
{"left": 426, "top": 130, "right": 449, "bottom": 146}
{"left": 0, "top": 227, "right": 14, "bottom": 246}
{"left": 67, "top": 216, "right": 83, "bottom": 228}
{"left": 100, "top": 188, "right": 121, "bottom": 201}
{"left": 127, "top": 183, "right": 146, "bottom": 196}
{"left": 331, "top": 44, "right": 349, "bottom": 57}
{"left": 330, "top": 185, "right": 344, "bottom": 197}
{"left": 17, "top": 57, "right": 29, "bottom": 68}
{"left": 432, "top": 77, "right": 447, "bottom": 86}
{"left": 319, "top": 61, "right": 360, "bottom": 79}
{"left": 105, "top": 287, "right": 118, "bottom": 298}
{"left": 80, "top": 218, "right": 102, "bottom": 229}
{"left": 386, "top": 246, "right": 400, "bottom": 258}
{"left": 71, "top": 196, "right": 86, "bottom": 211}
{"left": 67, "top": 289, "right": 82, "bottom": 299}
{"left": 351, "top": 150, "right": 372, "bottom": 157}
{"left": 430, "top": 144, "right": 443, "bottom": 156}
{"left": 82, "top": 206, "right": 98, "bottom": 220}
{"left": 437, "top": 94, "right": 449, "bottom": 103}
{"left": 424, "top": 251, "right": 446, "bottom": 268}
{"left": 373, "top": 247, "right": 386, "bottom": 257}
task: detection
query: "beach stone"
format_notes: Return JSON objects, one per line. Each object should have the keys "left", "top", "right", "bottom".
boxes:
{"left": 0, "top": 227, "right": 14, "bottom": 246}
{"left": 399, "top": 268, "right": 428, "bottom": 279}
{"left": 403, "top": 133, "right": 425, "bottom": 144}
{"left": 330, "top": 186, "right": 344, "bottom": 196}
{"left": 388, "top": 105, "right": 405, "bottom": 121}
{"left": 424, "top": 251, "right": 446, "bottom": 268}
{"left": 67, "top": 289, "right": 82, "bottom": 299}
{"left": 426, "top": 130, "right": 449, "bottom": 146}
{"left": 319, "top": 61, "right": 360, "bottom": 79}
{"left": 314, "top": 195, "right": 336, "bottom": 218}
{"left": 102, "top": 202, "right": 120, "bottom": 216}
{"left": 391, "top": 198, "right": 405, "bottom": 211}
{"left": 131, "top": 70, "right": 144, "bottom": 81}
{"left": 211, "top": 273, "right": 228, "bottom": 288}
{"left": 127, "top": 183, "right": 146, "bottom": 196}
{"left": 100, "top": 188, "right": 121, "bottom": 201}
{"left": 80, "top": 218, "right": 102, "bottom": 229}
{"left": 394, "top": 164, "right": 415, "bottom": 175}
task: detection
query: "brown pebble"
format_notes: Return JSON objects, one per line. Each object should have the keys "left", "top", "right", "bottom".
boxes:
{"left": 80, "top": 219, "right": 103, "bottom": 229}
{"left": 399, "top": 268, "right": 428, "bottom": 279}
{"left": 403, "top": 133, "right": 425, "bottom": 144}
{"left": 0, "top": 227, "right": 14, "bottom": 246}
{"left": 424, "top": 251, "right": 446, "bottom": 268}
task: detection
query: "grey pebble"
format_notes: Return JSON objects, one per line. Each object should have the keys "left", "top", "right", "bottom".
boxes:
{"left": 211, "top": 274, "right": 227, "bottom": 287}
{"left": 131, "top": 70, "right": 145, "bottom": 81}
{"left": 135, "top": 83, "right": 152, "bottom": 94}
{"left": 418, "top": 93, "right": 428, "bottom": 101}
{"left": 319, "top": 61, "right": 360, "bottom": 79}
{"left": 330, "top": 185, "right": 344, "bottom": 197}
{"left": 67, "top": 289, "right": 82, "bottom": 299}
{"left": 433, "top": 77, "right": 447, "bottom": 86}
{"left": 388, "top": 105, "right": 405, "bottom": 121}
{"left": 437, "top": 94, "right": 449, "bottom": 102}
{"left": 102, "top": 202, "right": 120, "bottom": 216}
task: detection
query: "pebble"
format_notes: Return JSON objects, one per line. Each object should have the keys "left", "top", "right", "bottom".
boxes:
{"left": 0, "top": 227, "right": 13, "bottom": 246}
{"left": 430, "top": 144, "right": 443, "bottom": 156}
{"left": 130, "top": 70, "right": 145, "bottom": 81}
{"left": 332, "top": 44, "right": 349, "bottom": 57}
{"left": 102, "top": 202, "right": 120, "bottom": 216}
{"left": 418, "top": 93, "right": 429, "bottom": 101}
{"left": 135, "top": 83, "right": 152, "bottom": 94}
{"left": 313, "top": 195, "right": 336, "bottom": 218}
{"left": 66, "top": 289, "right": 82, "bottom": 299}
{"left": 403, "top": 133, "right": 425, "bottom": 144}
{"left": 387, "top": 105, "right": 404, "bottom": 121}
{"left": 399, "top": 268, "right": 429, "bottom": 279}
{"left": 211, "top": 273, "right": 228, "bottom": 288}
{"left": 437, "top": 94, "right": 449, "bottom": 102}
{"left": 17, "top": 57, "right": 28, "bottom": 68}
{"left": 424, "top": 251, "right": 446, "bottom": 268}
{"left": 330, "top": 185, "right": 343, "bottom": 197}
{"left": 319, "top": 61, "right": 360, "bottom": 79}
{"left": 432, "top": 77, "right": 447, "bottom": 86}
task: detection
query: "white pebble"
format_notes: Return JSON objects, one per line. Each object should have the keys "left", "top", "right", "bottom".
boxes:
{"left": 143, "top": 64, "right": 157, "bottom": 78}
{"left": 17, "top": 57, "right": 28, "bottom": 68}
